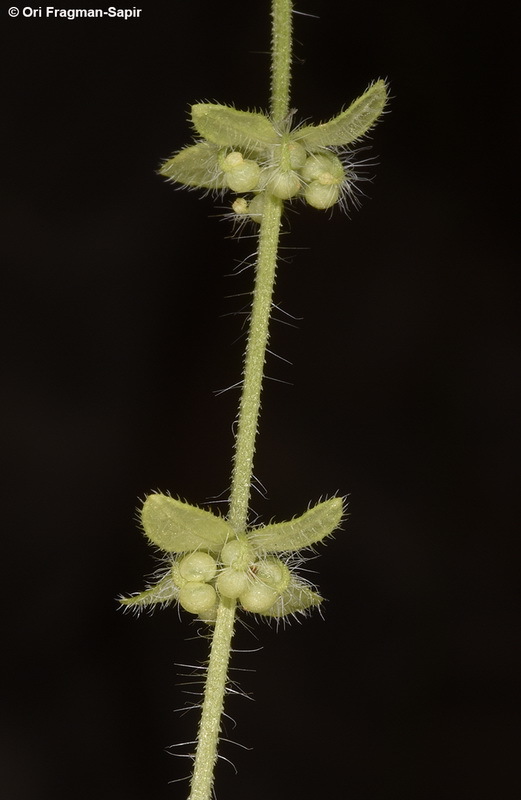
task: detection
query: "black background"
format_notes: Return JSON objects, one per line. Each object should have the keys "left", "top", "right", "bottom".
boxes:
{"left": 2, "top": 1, "right": 520, "bottom": 798}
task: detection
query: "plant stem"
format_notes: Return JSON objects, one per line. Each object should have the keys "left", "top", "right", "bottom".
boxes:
{"left": 188, "top": 3, "right": 292, "bottom": 799}
{"left": 270, "top": 0, "right": 293, "bottom": 124}
{"left": 188, "top": 597, "right": 236, "bottom": 800}
{"left": 227, "top": 191, "right": 283, "bottom": 534}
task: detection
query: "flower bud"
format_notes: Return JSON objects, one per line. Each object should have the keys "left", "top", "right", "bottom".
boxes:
{"left": 304, "top": 181, "right": 340, "bottom": 209}
{"left": 239, "top": 580, "right": 279, "bottom": 613}
{"left": 267, "top": 168, "right": 301, "bottom": 199}
{"left": 222, "top": 151, "right": 261, "bottom": 193}
{"left": 222, "top": 151, "right": 245, "bottom": 170}
{"left": 179, "top": 581, "right": 217, "bottom": 615}
{"left": 300, "top": 153, "right": 345, "bottom": 183}
{"left": 232, "top": 197, "right": 249, "bottom": 215}
{"left": 178, "top": 552, "right": 217, "bottom": 583}
{"left": 300, "top": 153, "right": 344, "bottom": 209}
{"left": 216, "top": 567, "right": 250, "bottom": 599}
{"left": 255, "top": 557, "right": 291, "bottom": 593}
{"left": 226, "top": 162, "right": 261, "bottom": 192}
{"left": 220, "top": 539, "right": 252, "bottom": 570}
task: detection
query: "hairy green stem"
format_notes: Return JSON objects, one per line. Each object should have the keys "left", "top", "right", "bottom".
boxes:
{"left": 188, "top": 598, "right": 236, "bottom": 800}
{"left": 228, "top": 192, "right": 283, "bottom": 534}
{"left": 188, "top": 3, "right": 292, "bottom": 799}
{"left": 270, "top": 0, "right": 293, "bottom": 124}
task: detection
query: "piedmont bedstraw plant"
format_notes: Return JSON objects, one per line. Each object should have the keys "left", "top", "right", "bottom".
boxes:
{"left": 119, "top": 1, "right": 387, "bottom": 798}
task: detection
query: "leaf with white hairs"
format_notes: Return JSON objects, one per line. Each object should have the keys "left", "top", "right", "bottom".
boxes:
{"left": 251, "top": 497, "right": 344, "bottom": 553}
{"left": 191, "top": 103, "right": 278, "bottom": 149}
{"left": 296, "top": 80, "right": 388, "bottom": 148}
{"left": 141, "top": 494, "right": 232, "bottom": 553}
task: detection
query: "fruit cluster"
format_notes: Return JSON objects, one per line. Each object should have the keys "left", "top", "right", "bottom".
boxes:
{"left": 171, "top": 545, "right": 294, "bottom": 619}
{"left": 120, "top": 493, "right": 344, "bottom": 622}
{"left": 159, "top": 80, "right": 387, "bottom": 220}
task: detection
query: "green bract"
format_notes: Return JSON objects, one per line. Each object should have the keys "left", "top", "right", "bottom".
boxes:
{"left": 141, "top": 494, "right": 231, "bottom": 553}
{"left": 119, "top": 570, "right": 178, "bottom": 610}
{"left": 120, "top": 493, "right": 345, "bottom": 620}
{"left": 191, "top": 103, "right": 278, "bottom": 148}
{"left": 250, "top": 497, "right": 343, "bottom": 553}
{"left": 159, "top": 142, "right": 226, "bottom": 189}
{"left": 296, "top": 80, "right": 388, "bottom": 148}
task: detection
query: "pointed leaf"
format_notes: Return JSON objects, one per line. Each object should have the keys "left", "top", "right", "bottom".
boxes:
{"left": 159, "top": 142, "right": 226, "bottom": 189}
{"left": 118, "top": 571, "right": 178, "bottom": 611}
{"left": 191, "top": 104, "right": 278, "bottom": 149}
{"left": 297, "top": 80, "right": 388, "bottom": 148}
{"left": 260, "top": 578, "right": 323, "bottom": 618}
{"left": 141, "top": 493, "right": 232, "bottom": 553}
{"left": 251, "top": 497, "right": 344, "bottom": 554}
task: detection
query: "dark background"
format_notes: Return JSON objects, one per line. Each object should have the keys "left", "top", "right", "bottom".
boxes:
{"left": 2, "top": 1, "right": 519, "bottom": 798}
